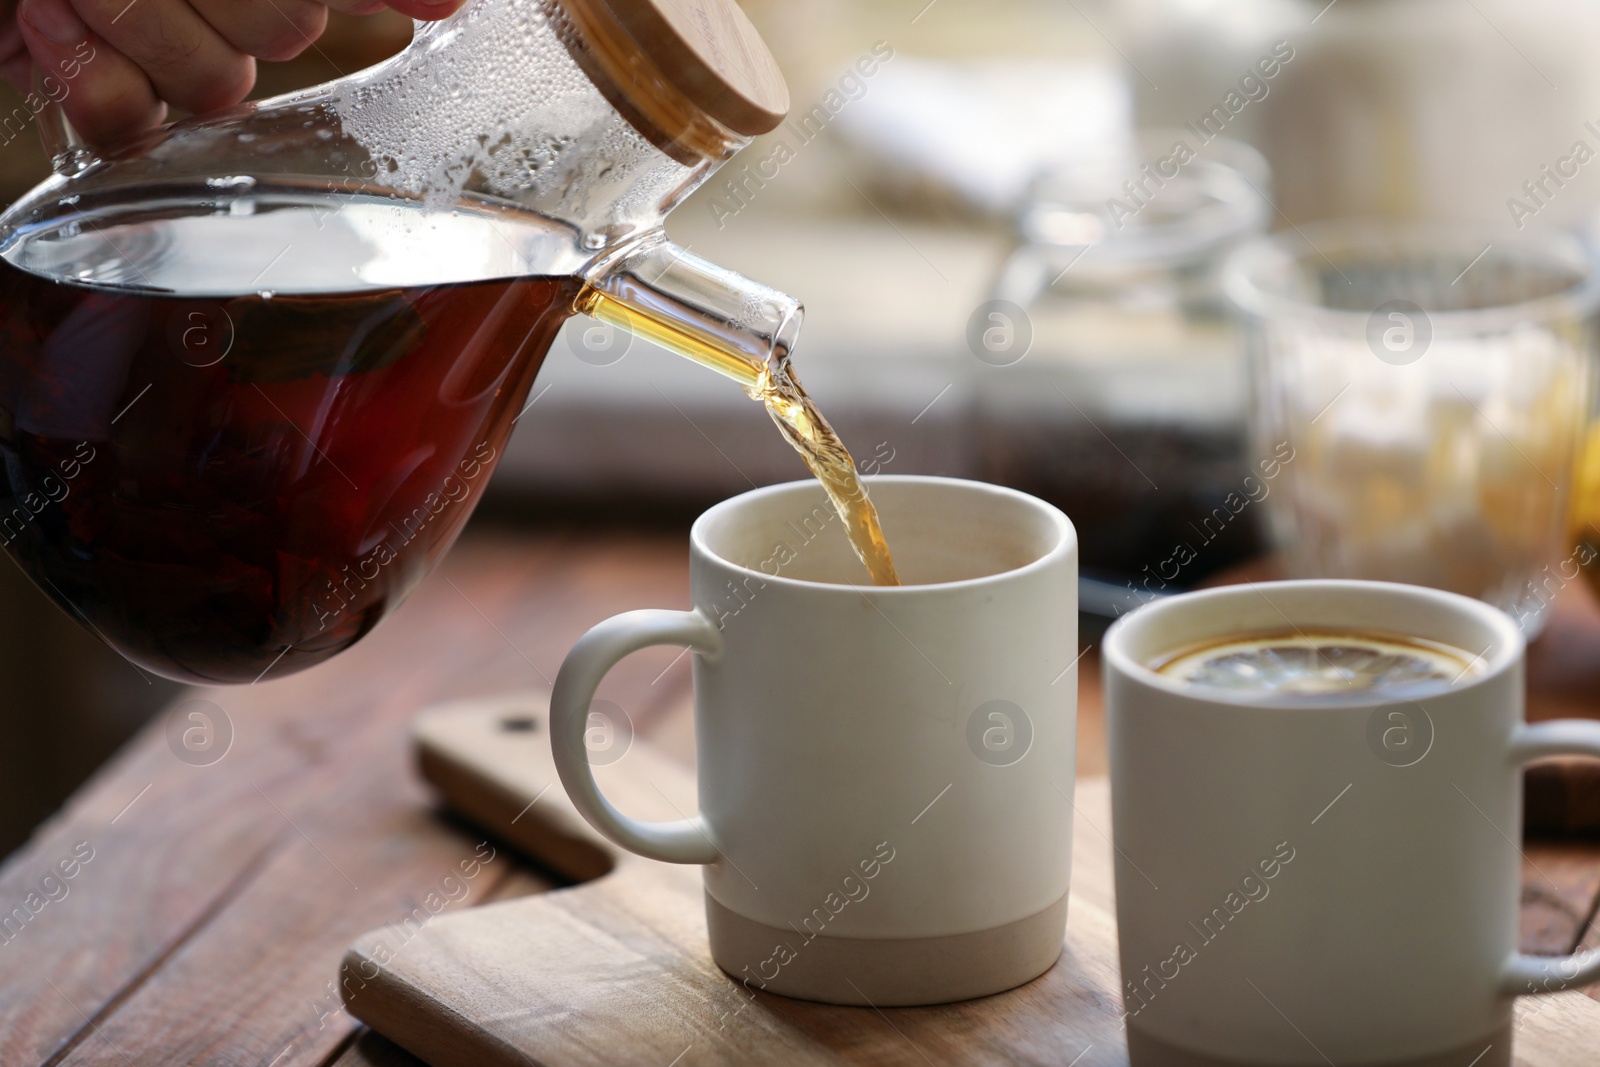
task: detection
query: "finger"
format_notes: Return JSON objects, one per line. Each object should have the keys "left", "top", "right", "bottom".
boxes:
{"left": 71, "top": 0, "right": 254, "bottom": 115}
{"left": 320, "top": 0, "right": 387, "bottom": 14}
{"left": 188, "top": 0, "right": 326, "bottom": 62}
{"left": 16, "top": 0, "right": 166, "bottom": 145}
{"left": 382, "top": 0, "right": 464, "bottom": 21}
{"left": 0, "top": 8, "right": 35, "bottom": 90}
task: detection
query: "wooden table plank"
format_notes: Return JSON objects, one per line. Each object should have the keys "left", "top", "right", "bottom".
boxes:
{"left": 0, "top": 652, "right": 441, "bottom": 1065}
{"left": 1520, "top": 841, "right": 1600, "bottom": 956}
{"left": 0, "top": 525, "right": 690, "bottom": 1066}
{"left": 328, "top": 849, "right": 565, "bottom": 1067}
{"left": 55, "top": 726, "right": 518, "bottom": 1066}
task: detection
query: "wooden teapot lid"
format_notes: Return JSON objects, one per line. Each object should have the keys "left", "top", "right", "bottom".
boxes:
{"left": 555, "top": 0, "right": 789, "bottom": 162}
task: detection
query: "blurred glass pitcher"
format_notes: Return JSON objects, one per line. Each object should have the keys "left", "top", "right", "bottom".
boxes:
{"left": 0, "top": 0, "right": 798, "bottom": 683}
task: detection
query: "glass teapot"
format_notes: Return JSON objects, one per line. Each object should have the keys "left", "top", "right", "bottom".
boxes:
{"left": 0, "top": 0, "right": 799, "bottom": 683}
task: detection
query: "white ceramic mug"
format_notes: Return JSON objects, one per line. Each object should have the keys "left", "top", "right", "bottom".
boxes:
{"left": 1103, "top": 579, "right": 1600, "bottom": 1066}
{"left": 550, "top": 476, "right": 1078, "bottom": 1006}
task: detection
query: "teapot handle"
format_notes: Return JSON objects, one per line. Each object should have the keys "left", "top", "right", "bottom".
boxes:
{"left": 33, "top": 66, "right": 96, "bottom": 176}
{"left": 580, "top": 233, "right": 803, "bottom": 394}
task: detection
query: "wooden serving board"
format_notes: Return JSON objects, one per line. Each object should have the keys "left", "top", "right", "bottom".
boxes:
{"left": 340, "top": 693, "right": 1600, "bottom": 1067}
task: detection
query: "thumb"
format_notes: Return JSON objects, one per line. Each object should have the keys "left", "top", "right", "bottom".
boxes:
{"left": 383, "top": 0, "right": 466, "bottom": 22}
{"left": 0, "top": 1, "right": 34, "bottom": 91}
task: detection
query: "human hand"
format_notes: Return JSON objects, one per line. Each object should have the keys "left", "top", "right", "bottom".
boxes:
{"left": 0, "top": 0, "right": 466, "bottom": 147}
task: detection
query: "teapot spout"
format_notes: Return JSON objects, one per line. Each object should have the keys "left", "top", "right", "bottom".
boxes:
{"left": 578, "top": 234, "right": 802, "bottom": 395}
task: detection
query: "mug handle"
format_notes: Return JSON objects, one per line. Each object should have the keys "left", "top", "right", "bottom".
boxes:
{"left": 1500, "top": 720, "right": 1600, "bottom": 995}
{"left": 550, "top": 608, "right": 721, "bottom": 864}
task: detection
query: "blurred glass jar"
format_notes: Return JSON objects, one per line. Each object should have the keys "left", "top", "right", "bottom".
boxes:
{"left": 1227, "top": 223, "right": 1600, "bottom": 635}
{"left": 975, "top": 134, "right": 1270, "bottom": 600}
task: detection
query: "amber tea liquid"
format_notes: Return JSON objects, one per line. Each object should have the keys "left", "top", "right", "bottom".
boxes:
{"left": 0, "top": 195, "right": 587, "bottom": 682}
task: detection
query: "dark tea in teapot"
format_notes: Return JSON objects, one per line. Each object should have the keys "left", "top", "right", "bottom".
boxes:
{"left": 0, "top": 193, "right": 578, "bottom": 682}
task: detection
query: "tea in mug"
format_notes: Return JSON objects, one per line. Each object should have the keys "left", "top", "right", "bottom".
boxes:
{"left": 1150, "top": 629, "right": 1486, "bottom": 698}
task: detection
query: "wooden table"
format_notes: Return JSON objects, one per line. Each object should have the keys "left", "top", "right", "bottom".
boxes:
{"left": 2, "top": 522, "right": 1599, "bottom": 1066}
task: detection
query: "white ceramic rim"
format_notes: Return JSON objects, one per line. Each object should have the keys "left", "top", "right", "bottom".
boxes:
{"left": 1102, "top": 579, "right": 1525, "bottom": 709}
{"left": 689, "top": 475, "right": 1076, "bottom": 595}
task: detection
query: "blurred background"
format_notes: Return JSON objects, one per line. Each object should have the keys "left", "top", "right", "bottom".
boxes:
{"left": 4, "top": 0, "right": 1600, "bottom": 854}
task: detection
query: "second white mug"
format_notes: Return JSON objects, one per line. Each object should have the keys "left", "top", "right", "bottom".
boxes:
{"left": 1104, "top": 580, "right": 1600, "bottom": 1065}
